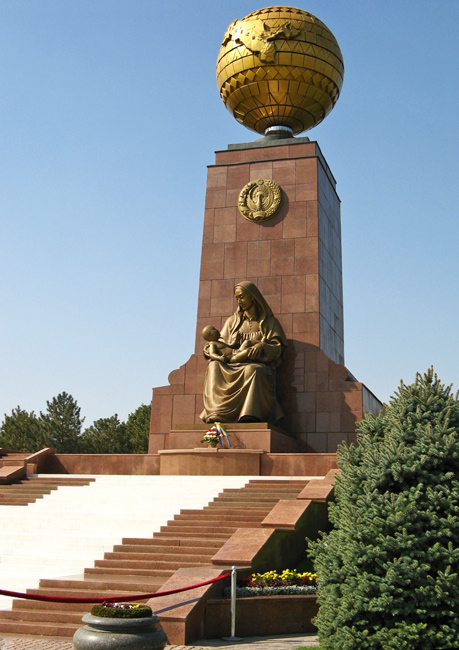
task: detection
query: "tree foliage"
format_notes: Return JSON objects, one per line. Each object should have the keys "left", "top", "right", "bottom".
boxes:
{"left": 125, "top": 403, "right": 151, "bottom": 453}
{"left": 39, "top": 392, "right": 84, "bottom": 453}
{"left": 1, "top": 396, "right": 151, "bottom": 454}
{"left": 79, "top": 415, "right": 128, "bottom": 454}
{"left": 310, "top": 369, "right": 459, "bottom": 650}
{"left": 0, "top": 407, "right": 42, "bottom": 452}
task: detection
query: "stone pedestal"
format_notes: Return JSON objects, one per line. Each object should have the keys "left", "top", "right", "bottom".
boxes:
{"left": 149, "top": 136, "right": 381, "bottom": 455}
{"left": 158, "top": 448, "right": 264, "bottom": 475}
{"left": 166, "top": 422, "right": 306, "bottom": 453}
{"left": 73, "top": 613, "right": 166, "bottom": 650}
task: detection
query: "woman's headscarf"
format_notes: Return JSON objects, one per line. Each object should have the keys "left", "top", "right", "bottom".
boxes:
{"left": 234, "top": 281, "right": 273, "bottom": 329}
{"left": 222, "top": 281, "right": 288, "bottom": 363}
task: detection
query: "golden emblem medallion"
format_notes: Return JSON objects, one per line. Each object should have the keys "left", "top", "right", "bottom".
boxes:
{"left": 238, "top": 179, "right": 282, "bottom": 223}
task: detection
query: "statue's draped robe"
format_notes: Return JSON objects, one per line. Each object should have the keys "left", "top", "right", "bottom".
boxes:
{"left": 200, "top": 282, "right": 287, "bottom": 423}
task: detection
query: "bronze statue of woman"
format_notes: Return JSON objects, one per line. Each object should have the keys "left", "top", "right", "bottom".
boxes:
{"left": 200, "top": 281, "right": 287, "bottom": 424}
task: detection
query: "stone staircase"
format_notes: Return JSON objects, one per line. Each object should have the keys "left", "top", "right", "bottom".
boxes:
{"left": 0, "top": 475, "right": 255, "bottom": 610}
{"left": 0, "top": 451, "right": 29, "bottom": 465}
{"left": 0, "top": 476, "right": 95, "bottom": 506}
{"left": 0, "top": 476, "right": 312, "bottom": 638}
{"left": 0, "top": 451, "right": 29, "bottom": 484}
{"left": 0, "top": 448, "right": 57, "bottom": 484}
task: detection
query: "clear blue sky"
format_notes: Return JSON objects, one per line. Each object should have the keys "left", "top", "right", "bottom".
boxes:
{"left": 1, "top": 1, "right": 458, "bottom": 428}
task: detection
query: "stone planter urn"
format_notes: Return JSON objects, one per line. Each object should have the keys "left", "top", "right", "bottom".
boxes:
{"left": 73, "top": 613, "right": 167, "bottom": 650}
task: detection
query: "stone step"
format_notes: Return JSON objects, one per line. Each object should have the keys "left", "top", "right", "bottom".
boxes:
{"left": 186, "top": 505, "right": 271, "bottom": 514}
{"left": 215, "top": 488, "right": 298, "bottom": 496}
{"left": 247, "top": 476, "right": 310, "bottom": 486}
{"left": 0, "top": 607, "right": 83, "bottom": 625}
{"left": 219, "top": 485, "right": 305, "bottom": 492}
{"left": 204, "top": 497, "right": 274, "bottom": 513}
{"left": 154, "top": 530, "right": 231, "bottom": 539}
{"left": 0, "top": 554, "right": 107, "bottom": 565}
{"left": 38, "top": 576, "right": 164, "bottom": 592}
{"left": 181, "top": 500, "right": 270, "bottom": 518}
{"left": 212, "top": 493, "right": 298, "bottom": 502}
{"left": 220, "top": 486, "right": 306, "bottom": 493}
{"left": 180, "top": 502, "right": 268, "bottom": 520}
{"left": 12, "top": 599, "right": 93, "bottom": 613}
{"left": 26, "top": 586, "right": 151, "bottom": 599}
{"left": 0, "top": 517, "right": 174, "bottom": 530}
{"left": 94, "top": 558, "right": 209, "bottom": 571}
{"left": 102, "top": 551, "right": 213, "bottom": 563}
{"left": 0, "top": 570, "right": 83, "bottom": 584}
{"left": 85, "top": 567, "right": 174, "bottom": 579}
{"left": 1, "top": 528, "right": 127, "bottom": 538}
{"left": 0, "top": 542, "right": 111, "bottom": 556}
{"left": 0, "top": 494, "right": 54, "bottom": 502}
{"left": 173, "top": 513, "right": 265, "bottom": 523}
{"left": 0, "top": 498, "right": 38, "bottom": 506}
{"left": 205, "top": 500, "right": 285, "bottom": 509}
{"left": 121, "top": 537, "right": 224, "bottom": 549}
{"left": 162, "top": 521, "right": 252, "bottom": 531}
{"left": 0, "top": 485, "right": 55, "bottom": 493}
{"left": 112, "top": 543, "right": 218, "bottom": 554}
{"left": 0, "top": 619, "right": 77, "bottom": 637}
{"left": 0, "top": 458, "right": 27, "bottom": 466}
{"left": 25, "top": 478, "right": 95, "bottom": 485}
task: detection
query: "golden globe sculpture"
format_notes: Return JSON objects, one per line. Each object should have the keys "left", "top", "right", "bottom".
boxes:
{"left": 216, "top": 6, "right": 344, "bottom": 137}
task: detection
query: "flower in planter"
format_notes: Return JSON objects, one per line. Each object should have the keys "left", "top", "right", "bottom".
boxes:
{"left": 229, "top": 570, "right": 318, "bottom": 597}
{"left": 91, "top": 603, "right": 152, "bottom": 619}
{"left": 74, "top": 602, "right": 167, "bottom": 650}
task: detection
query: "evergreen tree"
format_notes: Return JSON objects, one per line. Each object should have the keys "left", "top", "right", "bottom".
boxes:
{"left": 39, "top": 392, "right": 84, "bottom": 453}
{"left": 125, "top": 403, "right": 151, "bottom": 453}
{"left": 79, "top": 415, "right": 128, "bottom": 454}
{"left": 310, "top": 369, "right": 459, "bottom": 650}
{"left": 0, "top": 407, "right": 42, "bottom": 452}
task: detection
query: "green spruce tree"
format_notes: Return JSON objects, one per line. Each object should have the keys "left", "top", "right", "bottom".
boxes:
{"left": 125, "top": 403, "right": 151, "bottom": 453}
{"left": 39, "top": 392, "right": 84, "bottom": 453}
{"left": 310, "top": 369, "right": 459, "bottom": 650}
{"left": 0, "top": 407, "right": 42, "bottom": 452}
{"left": 79, "top": 415, "right": 128, "bottom": 454}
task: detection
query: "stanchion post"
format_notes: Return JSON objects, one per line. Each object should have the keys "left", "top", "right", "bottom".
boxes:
{"left": 222, "top": 565, "right": 243, "bottom": 642}
{"left": 230, "top": 565, "right": 237, "bottom": 638}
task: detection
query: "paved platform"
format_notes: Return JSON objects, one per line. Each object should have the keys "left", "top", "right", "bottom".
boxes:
{"left": 0, "top": 633, "right": 319, "bottom": 649}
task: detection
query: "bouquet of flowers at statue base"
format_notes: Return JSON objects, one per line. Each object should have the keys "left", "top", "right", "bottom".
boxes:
{"left": 200, "top": 422, "right": 232, "bottom": 448}
{"left": 200, "top": 426, "right": 221, "bottom": 447}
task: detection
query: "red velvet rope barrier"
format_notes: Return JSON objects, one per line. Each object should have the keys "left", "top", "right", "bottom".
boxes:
{"left": 0, "top": 572, "right": 230, "bottom": 604}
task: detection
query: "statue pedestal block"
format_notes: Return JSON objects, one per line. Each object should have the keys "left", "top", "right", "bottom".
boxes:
{"left": 158, "top": 448, "right": 264, "bottom": 476}
{"left": 158, "top": 423, "right": 308, "bottom": 475}
{"left": 166, "top": 423, "right": 306, "bottom": 453}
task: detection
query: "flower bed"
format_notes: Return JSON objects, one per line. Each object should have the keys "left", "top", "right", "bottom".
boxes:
{"left": 224, "top": 569, "right": 318, "bottom": 598}
{"left": 90, "top": 603, "right": 152, "bottom": 618}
